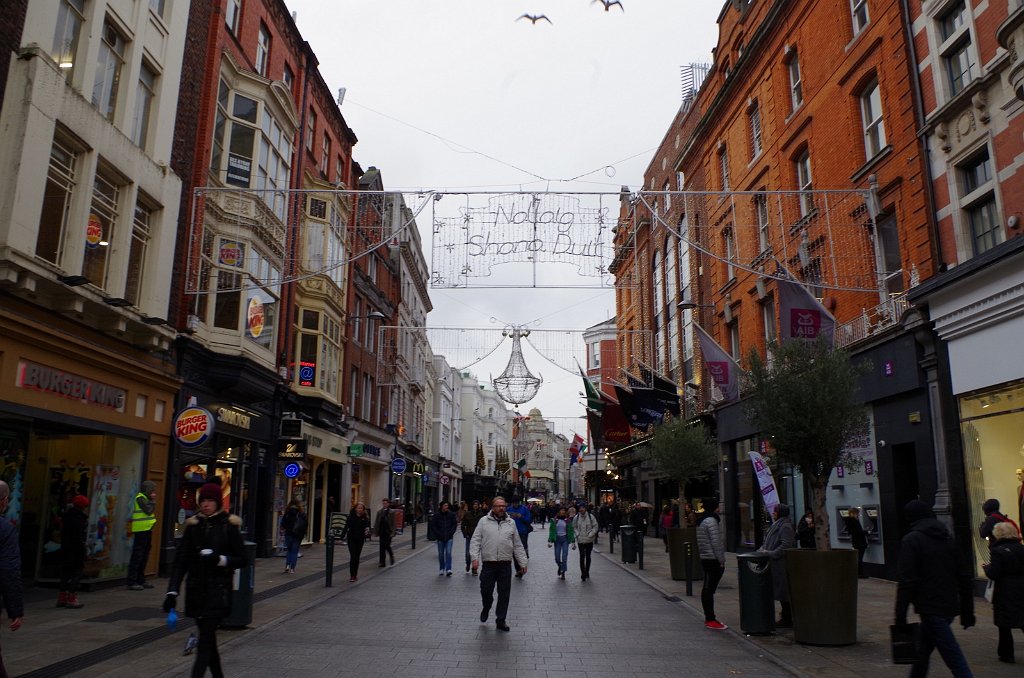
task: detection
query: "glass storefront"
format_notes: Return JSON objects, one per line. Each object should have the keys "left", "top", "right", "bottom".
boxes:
{"left": 0, "top": 418, "right": 145, "bottom": 583}
{"left": 960, "top": 380, "right": 1024, "bottom": 576}
{"left": 734, "top": 437, "right": 806, "bottom": 550}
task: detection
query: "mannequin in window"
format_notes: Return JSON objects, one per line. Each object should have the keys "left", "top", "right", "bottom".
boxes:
{"left": 1017, "top": 468, "right": 1023, "bottom": 526}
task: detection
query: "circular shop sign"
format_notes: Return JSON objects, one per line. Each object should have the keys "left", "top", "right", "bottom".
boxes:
{"left": 390, "top": 457, "right": 407, "bottom": 474}
{"left": 283, "top": 463, "right": 301, "bottom": 479}
{"left": 173, "top": 407, "right": 214, "bottom": 448}
{"left": 440, "top": 475, "right": 450, "bottom": 485}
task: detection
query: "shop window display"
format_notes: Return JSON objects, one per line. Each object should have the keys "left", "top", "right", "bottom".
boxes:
{"left": 960, "top": 381, "right": 1024, "bottom": 576}
{"left": 30, "top": 430, "right": 143, "bottom": 583}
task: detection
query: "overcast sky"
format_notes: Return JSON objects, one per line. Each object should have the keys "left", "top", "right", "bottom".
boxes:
{"left": 287, "top": 0, "right": 721, "bottom": 436}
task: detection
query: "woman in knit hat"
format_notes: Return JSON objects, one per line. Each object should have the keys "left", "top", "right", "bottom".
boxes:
{"left": 983, "top": 521, "right": 1024, "bottom": 663}
{"left": 164, "top": 482, "right": 246, "bottom": 677}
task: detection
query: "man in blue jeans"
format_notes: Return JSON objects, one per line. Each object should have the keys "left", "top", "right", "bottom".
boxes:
{"left": 508, "top": 498, "right": 533, "bottom": 564}
{"left": 895, "top": 499, "right": 975, "bottom": 677}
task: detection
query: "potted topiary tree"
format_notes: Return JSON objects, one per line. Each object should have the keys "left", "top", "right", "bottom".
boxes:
{"left": 745, "top": 335, "right": 869, "bottom": 645}
{"left": 646, "top": 416, "right": 719, "bottom": 581}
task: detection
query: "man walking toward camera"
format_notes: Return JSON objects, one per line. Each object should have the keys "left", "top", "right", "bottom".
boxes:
{"left": 573, "top": 503, "right": 598, "bottom": 581}
{"left": 895, "top": 499, "right": 974, "bottom": 677}
{"left": 375, "top": 499, "right": 395, "bottom": 567}
{"left": 470, "top": 497, "right": 528, "bottom": 632}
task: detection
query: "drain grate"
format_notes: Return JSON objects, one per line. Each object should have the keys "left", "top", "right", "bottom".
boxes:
{"left": 86, "top": 606, "right": 163, "bottom": 623}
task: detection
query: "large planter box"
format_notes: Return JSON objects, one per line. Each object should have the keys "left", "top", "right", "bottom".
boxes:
{"left": 785, "top": 548, "right": 858, "bottom": 646}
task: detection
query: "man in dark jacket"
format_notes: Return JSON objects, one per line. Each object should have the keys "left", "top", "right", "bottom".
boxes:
{"left": 980, "top": 498, "right": 1019, "bottom": 553}
{"left": 507, "top": 498, "right": 533, "bottom": 561}
{"left": 430, "top": 501, "right": 459, "bottom": 576}
{"left": 844, "top": 507, "right": 869, "bottom": 578}
{"left": 374, "top": 499, "right": 396, "bottom": 567}
{"left": 894, "top": 499, "right": 974, "bottom": 677}
{"left": 0, "top": 481, "right": 24, "bottom": 678}
{"left": 57, "top": 495, "right": 89, "bottom": 609}
{"left": 461, "top": 500, "right": 484, "bottom": 574}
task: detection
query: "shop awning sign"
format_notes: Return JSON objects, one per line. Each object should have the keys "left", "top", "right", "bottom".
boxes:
{"left": 173, "top": 407, "right": 214, "bottom": 448}
{"left": 277, "top": 439, "right": 307, "bottom": 461}
{"left": 17, "top": 360, "right": 127, "bottom": 412}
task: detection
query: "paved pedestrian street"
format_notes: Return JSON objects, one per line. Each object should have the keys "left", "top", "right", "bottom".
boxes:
{"left": 165, "top": 542, "right": 791, "bottom": 678}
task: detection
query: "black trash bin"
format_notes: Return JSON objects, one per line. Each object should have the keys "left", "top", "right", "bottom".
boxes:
{"left": 620, "top": 525, "right": 637, "bottom": 563}
{"left": 736, "top": 551, "right": 775, "bottom": 635}
{"left": 221, "top": 541, "right": 257, "bottom": 629}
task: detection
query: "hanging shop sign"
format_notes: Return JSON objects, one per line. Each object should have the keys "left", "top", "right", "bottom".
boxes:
{"left": 277, "top": 438, "right": 307, "bottom": 461}
{"left": 283, "top": 462, "right": 302, "bottom": 479}
{"left": 16, "top": 360, "right": 126, "bottom": 411}
{"left": 298, "top": 361, "right": 316, "bottom": 387}
{"left": 173, "top": 407, "right": 215, "bottom": 448}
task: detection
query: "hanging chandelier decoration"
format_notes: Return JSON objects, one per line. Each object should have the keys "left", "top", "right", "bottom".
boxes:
{"left": 492, "top": 325, "right": 543, "bottom": 404}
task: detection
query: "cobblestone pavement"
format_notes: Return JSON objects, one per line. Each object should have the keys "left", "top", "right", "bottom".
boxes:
{"left": 156, "top": 537, "right": 793, "bottom": 678}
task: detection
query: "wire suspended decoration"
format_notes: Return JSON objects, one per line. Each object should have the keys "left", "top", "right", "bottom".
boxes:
{"left": 491, "top": 325, "right": 543, "bottom": 405}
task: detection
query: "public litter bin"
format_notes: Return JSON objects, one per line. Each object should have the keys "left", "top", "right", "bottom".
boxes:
{"left": 667, "top": 528, "right": 702, "bottom": 581}
{"left": 620, "top": 525, "right": 637, "bottom": 563}
{"left": 221, "top": 541, "right": 257, "bottom": 629}
{"left": 736, "top": 551, "right": 775, "bottom": 635}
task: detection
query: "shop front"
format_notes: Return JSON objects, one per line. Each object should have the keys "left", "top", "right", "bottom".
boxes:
{"left": 272, "top": 424, "right": 349, "bottom": 544}
{"left": 0, "top": 304, "right": 178, "bottom": 585}
{"left": 169, "top": 397, "right": 273, "bottom": 560}
{"left": 909, "top": 238, "right": 1024, "bottom": 578}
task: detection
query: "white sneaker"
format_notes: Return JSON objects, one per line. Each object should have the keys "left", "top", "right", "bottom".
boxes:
{"left": 439, "top": 569, "right": 445, "bottom": 576}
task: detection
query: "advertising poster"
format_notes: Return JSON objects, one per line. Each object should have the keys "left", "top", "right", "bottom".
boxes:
{"left": 748, "top": 449, "right": 781, "bottom": 517}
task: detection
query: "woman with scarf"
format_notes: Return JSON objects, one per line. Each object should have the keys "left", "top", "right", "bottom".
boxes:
{"left": 760, "top": 504, "right": 796, "bottom": 627}
{"left": 164, "top": 482, "right": 246, "bottom": 678}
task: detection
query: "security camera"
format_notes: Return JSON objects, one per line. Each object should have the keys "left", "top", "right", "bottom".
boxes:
{"left": 877, "top": 439, "right": 886, "bottom": 448}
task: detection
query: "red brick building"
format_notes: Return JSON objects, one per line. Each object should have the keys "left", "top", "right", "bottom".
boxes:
{"left": 168, "top": 0, "right": 362, "bottom": 556}
{"left": 611, "top": 0, "right": 959, "bottom": 574}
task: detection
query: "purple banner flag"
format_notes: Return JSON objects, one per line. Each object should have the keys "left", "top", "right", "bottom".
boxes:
{"left": 694, "top": 323, "right": 740, "bottom": 401}
{"left": 777, "top": 277, "right": 835, "bottom": 342}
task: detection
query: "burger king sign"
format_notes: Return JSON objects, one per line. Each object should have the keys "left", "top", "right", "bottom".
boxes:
{"left": 247, "top": 296, "right": 265, "bottom": 339}
{"left": 173, "top": 407, "right": 214, "bottom": 448}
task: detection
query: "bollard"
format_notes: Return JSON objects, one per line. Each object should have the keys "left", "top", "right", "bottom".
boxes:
{"left": 638, "top": 532, "right": 644, "bottom": 570}
{"left": 684, "top": 542, "right": 693, "bottom": 597}
{"left": 325, "top": 534, "right": 334, "bottom": 588}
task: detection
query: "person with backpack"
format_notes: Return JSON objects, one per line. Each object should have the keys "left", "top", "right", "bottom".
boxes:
{"left": 280, "top": 499, "right": 307, "bottom": 574}
{"left": 980, "top": 498, "right": 1020, "bottom": 553}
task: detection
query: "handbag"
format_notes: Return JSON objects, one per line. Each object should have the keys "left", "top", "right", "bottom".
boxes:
{"left": 984, "top": 580, "right": 995, "bottom": 603}
{"left": 890, "top": 623, "right": 923, "bottom": 665}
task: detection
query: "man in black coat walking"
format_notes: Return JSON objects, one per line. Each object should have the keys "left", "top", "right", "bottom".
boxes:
{"left": 0, "top": 481, "right": 23, "bottom": 678}
{"left": 894, "top": 499, "right": 974, "bottom": 677}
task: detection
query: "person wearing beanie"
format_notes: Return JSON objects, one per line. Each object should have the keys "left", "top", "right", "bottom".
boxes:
{"left": 57, "top": 495, "right": 89, "bottom": 609}
{"left": 895, "top": 498, "right": 975, "bottom": 676}
{"left": 126, "top": 480, "right": 158, "bottom": 591}
{"left": 760, "top": 504, "right": 796, "bottom": 626}
{"left": 696, "top": 497, "right": 727, "bottom": 630}
{"left": 983, "top": 521, "right": 1024, "bottom": 663}
{"left": 980, "top": 498, "right": 1021, "bottom": 554}
{"left": 164, "top": 482, "right": 246, "bottom": 678}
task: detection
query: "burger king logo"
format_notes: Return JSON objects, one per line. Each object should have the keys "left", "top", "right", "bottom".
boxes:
{"left": 173, "top": 407, "right": 214, "bottom": 448}
{"left": 218, "top": 241, "right": 243, "bottom": 267}
{"left": 86, "top": 214, "right": 103, "bottom": 248}
{"left": 247, "top": 297, "right": 265, "bottom": 339}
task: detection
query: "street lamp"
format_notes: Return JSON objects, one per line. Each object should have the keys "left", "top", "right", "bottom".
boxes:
{"left": 677, "top": 298, "right": 716, "bottom": 311}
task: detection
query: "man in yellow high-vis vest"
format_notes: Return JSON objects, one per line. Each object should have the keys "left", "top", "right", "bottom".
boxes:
{"left": 127, "top": 481, "right": 157, "bottom": 590}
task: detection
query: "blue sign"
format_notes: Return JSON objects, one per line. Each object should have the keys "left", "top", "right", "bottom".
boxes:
{"left": 391, "top": 458, "right": 407, "bottom": 474}
{"left": 284, "top": 462, "right": 301, "bottom": 479}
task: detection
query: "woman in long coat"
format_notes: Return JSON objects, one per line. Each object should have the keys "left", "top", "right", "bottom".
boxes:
{"left": 983, "top": 521, "right": 1024, "bottom": 663}
{"left": 761, "top": 504, "right": 797, "bottom": 627}
{"left": 164, "top": 483, "right": 246, "bottom": 678}
{"left": 342, "top": 502, "right": 371, "bottom": 582}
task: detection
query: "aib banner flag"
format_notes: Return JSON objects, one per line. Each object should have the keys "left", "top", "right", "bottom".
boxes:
{"left": 748, "top": 447, "right": 781, "bottom": 517}
{"left": 778, "top": 277, "right": 835, "bottom": 342}
{"left": 694, "top": 323, "right": 740, "bottom": 401}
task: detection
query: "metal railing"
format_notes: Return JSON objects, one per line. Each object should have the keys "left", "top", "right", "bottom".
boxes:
{"left": 835, "top": 292, "right": 909, "bottom": 348}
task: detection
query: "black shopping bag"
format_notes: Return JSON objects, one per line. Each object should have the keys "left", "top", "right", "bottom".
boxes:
{"left": 890, "top": 623, "right": 922, "bottom": 665}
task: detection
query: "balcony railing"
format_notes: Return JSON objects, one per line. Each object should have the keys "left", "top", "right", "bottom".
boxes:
{"left": 835, "top": 293, "right": 909, "bottom": 348}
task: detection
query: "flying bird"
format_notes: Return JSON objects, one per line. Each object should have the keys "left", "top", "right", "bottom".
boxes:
{"left": 517, "top": 13, "right": 552, "bottom": 24}
{"left": 593, "top": 0, "right": 624, "bottom": 11}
